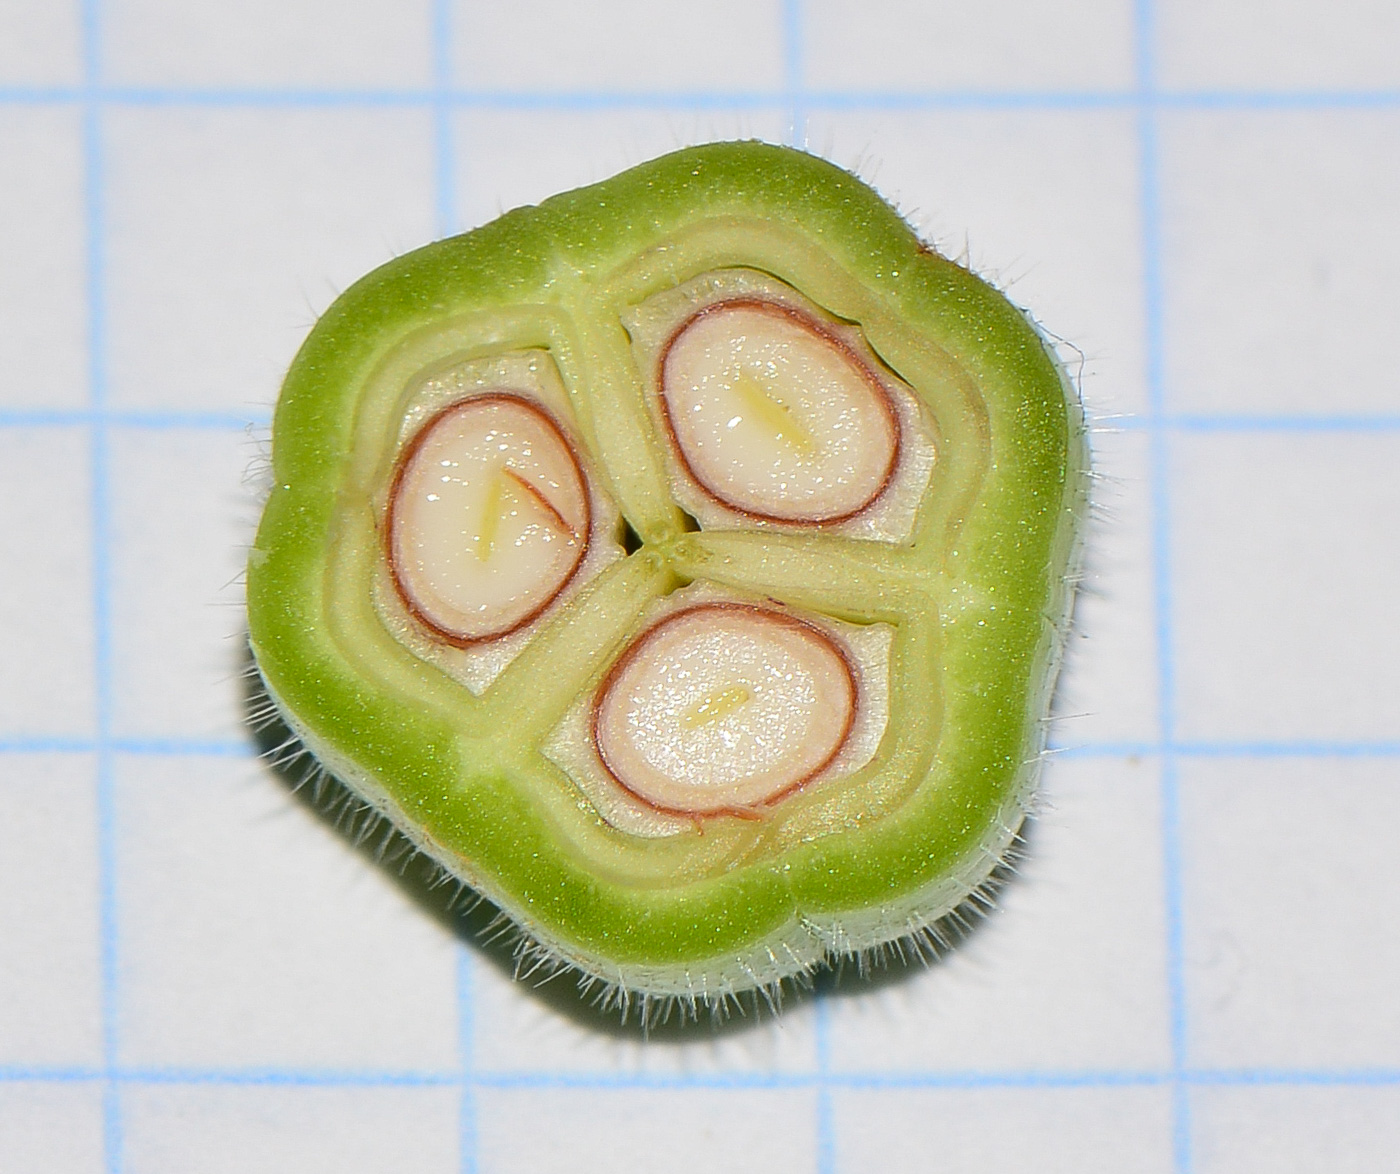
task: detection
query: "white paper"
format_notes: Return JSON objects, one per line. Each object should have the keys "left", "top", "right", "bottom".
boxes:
{"left": 3, "top": 1, "right": 1399, "bottom": 1170}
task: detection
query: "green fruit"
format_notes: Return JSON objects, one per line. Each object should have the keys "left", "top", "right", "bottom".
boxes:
{"left": 247, "top": 141, "right": 1086, "bottom": 1009}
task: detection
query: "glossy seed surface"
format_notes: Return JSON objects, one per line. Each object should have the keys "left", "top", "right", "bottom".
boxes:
{"left": 660, "top": 301, "right": 899, "bottom": 523}
{"left": 593, "top": 602, "right": 857, "bottom": 815}
{"left": 388, "top": 394, "right": 590, "bottom": 644}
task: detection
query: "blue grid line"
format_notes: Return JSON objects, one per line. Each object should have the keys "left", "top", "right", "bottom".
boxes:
{"left": 1171, "top": 739, "right": 1400, "bottom": 758}
{"left": 431, "top": 10, "right": 477, "bottom": 1171}
{"left": 7, "top": 408, "right": 1400, "bottom": 434}
{"left": 4, "top": 1063, "right": 1400, "bottom": 1092}
{"left": 815, "top": 998, "right": 835, "bottom": 1174}
{"left": 0, "top": 85, "right": 796, "bottom": 110}
{"left": 0, "top": 737, "right": 249, "bottom": 754}
{"left": 457, "top": 946, "right": 478, "bottom": 1174}
{"left": 3, "top": 84, "right": 1400, "bottom": 112}
{"left": 807, "top": 88, "right": 1400, "bottom": 112}
{"left": 808, "top": 87, "right": 1400, "bottom": 112}
{"left": 779, "top": 10, "right": 838, "bottom": 1172}
{"left": 0, "top": 409, "right": 270, "bottom": 430}
{"left": 8, "top": 407, "right": 1400, "bottom": 439}
{"left": 1157, "top": 88, "right": 1400, "bottom": 110}
{"left": 1168, "top": 414, "right": 1400, "bottom": 433}
{"left": 432, "top": 0, "right": 457, "bottom": 240}
{"left": 1161, "top": 771, "right": 1193, "bottom": 1172}
{"left": 1133, "top": 1, "right": 1194, "bottom": 1172}
{"left": 1053, "top": 739, "right": 1400, "bottom": 760}
{"left": 77, "top": 0, "right": 124, "bottom": 1168}
{"left": 1109, "top": 413, "right": 1400, "bottom": 433}
{"left": 110, "top": 737, "right": 255, "bottom": 756}
{"left": 0, "top": 738, "right": 96, "bottom": 754}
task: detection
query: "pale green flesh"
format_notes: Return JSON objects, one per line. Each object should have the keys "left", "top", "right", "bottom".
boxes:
{"left": 247, "top": 143, "right": 1085, "bottom": 992}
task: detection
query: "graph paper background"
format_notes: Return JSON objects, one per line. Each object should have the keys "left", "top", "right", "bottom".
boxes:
{"left": 3, "top": 0, "right": 1400, "bottom": 1170}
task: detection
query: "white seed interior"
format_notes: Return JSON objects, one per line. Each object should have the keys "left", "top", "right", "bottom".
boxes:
{"left": 662, "top": 303, "right": 898, "bottom": 522}
{"left": 624, "top": 269, "right": 938, "bottom": 544}
{"left": 594, "top": 604, "right": 856, "bottom": 814}
{"left": 390, "top": 396, "right": 588, "bottom": 643}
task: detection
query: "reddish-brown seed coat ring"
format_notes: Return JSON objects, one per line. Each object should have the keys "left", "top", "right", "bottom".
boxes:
{"left": 656, "top": 297, "right": 903, "bottom": 526}
{"left": 384, "top": 391, "right": 593, "bottom": 648}
{"left": 589, "top": 601, "right": 860, "bottom": 820}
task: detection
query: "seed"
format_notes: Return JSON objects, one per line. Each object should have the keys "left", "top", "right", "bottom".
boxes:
{"left": 659, "top": 299, "right": 900, "bottom": 525}
{"left": 386, "top": 393, "right": 590, "bottom": 645}
{"left": 592, "top": 602, "right": 857, "bottom": 816}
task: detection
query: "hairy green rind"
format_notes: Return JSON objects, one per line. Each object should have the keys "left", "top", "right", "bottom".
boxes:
{"left": 248, "top": 141, "right": 1085, "bottom": 990}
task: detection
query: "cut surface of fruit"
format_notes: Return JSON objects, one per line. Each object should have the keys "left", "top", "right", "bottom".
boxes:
{"left": 246, "top": 142, "right": 1086, "bottom": 1007}
{"left": 592, "top": 601, "right": 857, "bottom": 815}
{"left": 660, "top": 300, "right": 899, "bottom": 523}
{"left": 387, "top": 393, "right": 590, "bottom": 645}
